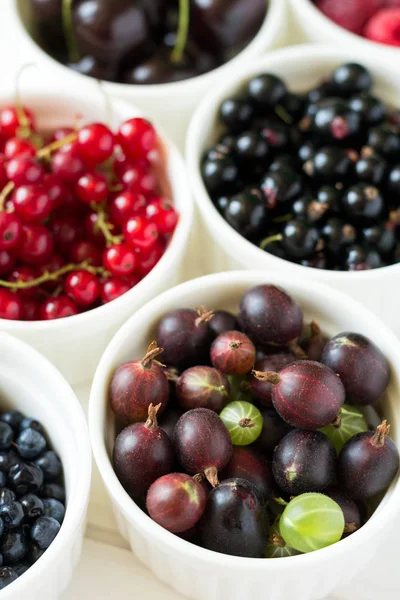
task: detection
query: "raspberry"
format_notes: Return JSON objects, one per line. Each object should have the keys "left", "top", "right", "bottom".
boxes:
{"left": 364, "top": 8, "right": 400, "bottom": 45}
{"left": 315, "top": 0, "right": 384, "bottom": 34}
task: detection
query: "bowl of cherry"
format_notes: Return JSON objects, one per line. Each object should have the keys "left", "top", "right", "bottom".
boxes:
{"left": 0, "top": 332, "right": 91, "bottom": 598}
{"left": 187, "top": 45, "right": 400, "bottom": 334}
{"left": 89, "top": 270, "right": 400, "bottom": 600}
{"left": 0, "top": 76, "right": 192, "bottom": 387}
{"left": 9, "top": 0, "right": 287, "bottom": 146}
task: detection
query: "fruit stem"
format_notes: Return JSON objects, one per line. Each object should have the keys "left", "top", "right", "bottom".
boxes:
{"left": 260, "top": 233, "right": 282, "bottom": 250}
{"left": 164, "top": 367, "right": 179, "bottom": 383}
{"left": 344, "top": 522, "right": 357, "bottom": 534}
{"left": 229, "top": 341, "right": 243, "bottom": 350}
{"left": 0, "top": 260, "right": 107, "bottom": 290}
{"left": 92, "top": 206, "right": 123, "bottom": 247}
{"left": 141, "top": 341, "right": 165, "bottom": 369}
{"left": 372, "top": 420, "right": 390, "bottom": 447}
{"left": 271, "top": 533, "right": 286, "bottom": 548}
{"left": 273, "top": 497, "right": 288, "bottom": 507}
{"left": 62, "top": 0, "right": 80, "bottom": 64}
{"left": 37, "top": 132, "right": 78, "bottom": 159}
{"left": 288, "top": 340, "right": 308, "bottom": 359}
{"left": 274, "top": 105, "right": 293, "bottom": 126}
{"left": 204, "top": 466, "right": 219, "bottom": 488}
{"left": 239, "top": 418, "right": 255, "bottom": 429}
{"left": 194, "top": 305, "right": 215, "bottom": 327}
{"left": 145, "top": 403, "right": 162, "bottom": 430}
{"left": 332, "top": 414, "right": 342, "bottom": 429}
{"left": 310, "top": 320, "right": 321, "bottom": 340}
{"left": 193, "top": 473, "right": 205, "bottom": 483}
{"left": 171, "top": 0, "right": 190, "bottom": 64}
{"left": 0, "top": 182, "right": 15, "bottom": 211}
{"left": 252, "top": 370, "right": 280, "bottom": 385}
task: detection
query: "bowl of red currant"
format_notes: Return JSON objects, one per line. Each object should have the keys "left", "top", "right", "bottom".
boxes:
{"left": 89, "top": 269, "right": 400, "bottom": 600}
{"left": 0, "top": 76, "right": 192, "bottom": 386}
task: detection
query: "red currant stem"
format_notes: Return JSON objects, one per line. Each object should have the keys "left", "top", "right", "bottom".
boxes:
{"left": 15, "top": 63, "right": 35, "bottom": 137}
{"left": 0, "top": 260, "right": 107, "bottom": 290}
{"left": 141, "top": 341, "right": 165, "bottom": 369}
{"left": 109, "top": 184, "right": 123, "bottom": 192}
{"left": 0, "top": 182, "right": 15, "bottom": 211}
{"left": 371, "top": 420, "right": 390, "bottom": 447}
{"left": 145, "top": 403, "right": 162, "bottom": 430}
{"left": 93, "top": 206, "right": 123, "bottom": 246}
{"left": 260, "top": 233, "right": 282, "bottom": 250}
{"left": 194, "top": 305, "right": 215, "bottom": 326}
{"left": 171, "top": 0, "right": 190, "bottom": 64}
{"left": 36, "top": 132, "right": 78, "bottom": 159}
{"left": 52, "top": 284, "right": 63, "bottom": 297}
{"left": 271, "top": 533, "right": 286, "bottom": 548}
{"left": 62, "top": 0, "right": 80, "bottom": 63}
{"left": 252, "top": 370, "right": 280, "bottom": 385}
{"left": 204, "top": 466, "right": 219, "bottom": 488}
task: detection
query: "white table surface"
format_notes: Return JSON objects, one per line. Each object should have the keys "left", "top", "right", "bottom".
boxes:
{"left": 0, "top": 2, "right": 399, "bottom": 598}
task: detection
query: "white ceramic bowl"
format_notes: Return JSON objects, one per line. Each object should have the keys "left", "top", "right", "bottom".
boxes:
{"left": 186, "top": 44, "right": 400, "bottom": 335}
{"left": 290, "top": 0, "right": 400, "bottom": 64}
{"left": 89, "top": 270, "right": 400, "bottom": 600}
{"left": 9, "top": 0, "right": 288, "bottom": 148}
{"left": 0, "top": 332, "right": 91, "bottom": 600}
{"left": 0, "top": 75, "right": 193, "bottom": 389}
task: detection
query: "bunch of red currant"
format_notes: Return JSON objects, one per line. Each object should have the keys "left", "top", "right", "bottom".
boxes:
{"left": 0, "top": 105, "right": 178, "bottom": 321}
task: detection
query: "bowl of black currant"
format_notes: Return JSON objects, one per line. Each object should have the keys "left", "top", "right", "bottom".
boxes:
{"left": 187, "top": 45, "right": 400, "bottom": 334}
{"left": 10, "top": 0, "right": 287, "bottom": 144}
{"left": 89, "top": 269, "right": 400, "bottom": 600}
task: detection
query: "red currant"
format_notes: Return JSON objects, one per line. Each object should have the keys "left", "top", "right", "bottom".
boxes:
{"left": 0, "top": 289, "right": 23, "bottom": 320}
{"left": 136, "top": 240, "right": 165, "bottom": 276}
{"left": 77, "top": 123, "right": 114, "bottom": 165}
{"left": 51, "top": 215, "right": 83, "bottom": 255}
{"left": 8, "top": 265, "right": 38, "bottom": 297}
{"left": 51, "top": 148, "right": 86, "bottom": 185}
{"left": 123, "top": 216, "right": 158, "bottom": 251}
{"left": 0, "top": 106, "right": 35, "bottom": 139}
{"left": 64, "top": 270, "right": 100, "bottom": 307}
{"left": 13, "top": 184, "right": 52, "bottom": 223}
{"left": 0, "top": 155, "right": 6, "bottom": 189}
{"left": 37, "top": 254, "right": 66, "bottom": 291}
{"left": 6, "top": 156, "right": 45, "bottom": 187}
{"left": 4, "top": 138, "right": 36, "bottom": 160}
{"left": 76, "top": 172, "right": 108, "bottom": 205}
{"left": 51, "top": 127, "right": 75, "bottom": 142}
{"left": 103, "top": 243, "right": 137, "bottom": 276}
{"left": 0, "top": 250, "right": 16, "bottom": 275}
{"left": 109, "top": 191, "right": 146, "bottom": 225}
{"left": 100, "top": 277, "right": 131, "bottom": 303}
{"left": 23, "top": 297, "right": 41, "bottom": 321}
{"left": 121, "top": 164, "right": 158, "bottom": 197}
{"left": 44, "top": 174, "right": 70, "bottom": 211}
{"left": 40, "top": 296, "right": 79, "bottom": 320}
{"left": 71, "top": 240, "right": 102, "bottom": 266}
{"left": 0, "top": 212, "right": 23, "bottom": 250}
{"left": 84, "top": 212, "right": 106, "bottom": 247}
{"left": 146, "top": 198, "right": 179, "bottom": 235}
{"left": 18, "top": 224, "right": 54, "bottom": 266}
{"left": 118, "top": 118, "right": 157, "bottom": 161}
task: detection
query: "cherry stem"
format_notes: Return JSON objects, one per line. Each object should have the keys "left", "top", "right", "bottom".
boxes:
{"left": 271, "top": 533, "right": 286, "bottom": 548}
{"left": 252, "top": 370, "right": 280, "bottom": 385}
{"left": 141, "top": 341, "right": 164, "bottom": 369}
{"left": 0, "top": 260, "right": 107, "bottom": 290}
{"left": 204, "top": 466, "right": 219, "bottom": 488}
{"left": 145, "top": 403, "right": 162, "bottom": 430}
{"left": 171, "top": 0, "right": 190, "bottom": 64}
{"left": 372, "top": 420, "right": 390, "bottom": 447}
{"left": 239, "top": 418, "right": 255, "bottom": 429}
{"left": 344, "top": 523, "right": 358, "bottom": 534}
{"left": 93, "top": 206, "right": 123, "bottom": 247}
{"left": 37, "top": 132, "right": 78, "bottom": 159}
{"left": 15, "top": 63, "right": 35, "bottom": 138}
{"left": 0, "top": 182, "right": 15, "bottom": 212}
{"left": 194, "top": 305, "right": 215, "bottom": 327}
{"left": 62, "top": 0, "right": 80, "bottom": 63}
{"left": 260, "top": 233, "right": 282, "bottom": 250}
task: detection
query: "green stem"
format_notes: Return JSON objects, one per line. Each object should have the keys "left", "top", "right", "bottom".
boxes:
{"left": 0, "top": 182, "right": 15, "bottom": 211}
{"left": 0, "top": 261, "right": 107, "bottom": 290}
{"left": 260, "top": 233, "right": 282, "bottom": 250}
{"left": 37, "top": 132, "right": 78, "bottom": 159}
{"left": 171, "top": 0, "right": 190, "bottom": 64}
{"left": 93, "top": 207, "right": 123, "bottom": 247}
{"left": 62, "top": 0, "right": 80, "bottom": 64}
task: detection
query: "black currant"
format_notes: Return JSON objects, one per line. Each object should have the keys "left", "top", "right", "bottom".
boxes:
{"left": 224, "top": 190, "right": 267, "bottom": 239}
{"left": 247, "top": 73, "right": 287, "bottom": 108}
{"left": 331, "top": 63, "right": 372, "bottom": 96}
{"left": 342, "top": 184, "right": 384, "bottom": 221}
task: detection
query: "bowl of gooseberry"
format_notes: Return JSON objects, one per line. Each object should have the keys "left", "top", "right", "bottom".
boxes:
{"left": 0, "top": 332, "right": 91, "bottom": 598}
{"left": 89, "top": 270, "right": 400, "bottom": 600}
{"left": 9, "top": 0, "right": 287, "bottom": 146}
{"left": 0, "top": 76, "right": 192, "bottom": 386}
{"left": 186, "top": 45, "right": 400, "bottom": 335}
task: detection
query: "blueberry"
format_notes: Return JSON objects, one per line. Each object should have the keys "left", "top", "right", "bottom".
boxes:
{"left": 0, "top": 423, "right": 13, "bottom": 451}
{"left": 8, "top": 463, "right": 44, "bottom": 496}
{"left": 247, "top": 73, "right": 287, "bottom": 108}
{"left": 16, "top": 429, "right": 47, "bottom": 460}
{"left": 13, "top": 562, "right": 29, "bottom": 577}
{"left": 0, "top": 530, "right": 28, "bottom": 564}
{"left": 0, "top": 566, "right": 18, "bottom": 589}
{"left": 20, "top": 494, "right": 44, "bottom": 520}
{"left": 0, "top": 411, "right": 24, "bottom": 431}
{"left": 0, "top": 502, "right": 24, "bottom": 530}
{"left": 331, "top": 63, "right": 372, "bottom": 96}
{"left": 31, "top": 517, "right": 60, "bottom": 550}
{"left": 40, "top": 483, "right": 65, "bottom": 503}
{"left": 219, "top": 98, "right": 253, "bottom": 133}
{"left": 0, "top": 450, "right": 20, "bottom": 472}
{"left": 34, "top": 451, "right": 62, "bottom": 482}
{"left": 42, "top": 498, "right": 65, "bottom": 524}
{"left": 19, "top": 418, "right": 44, "bottom": 434}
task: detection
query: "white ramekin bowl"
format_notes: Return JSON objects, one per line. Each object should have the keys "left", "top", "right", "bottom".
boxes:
{"left": 0, "top": 74, "right": 193, "bottom": 389}
{"left": 186, "top": 44, "right": 400, "bottom": 336}
{"left": 290, "top": 0, "right": 400, "bottom": 65}
{"left": 89, "top": 270, "right": 400, "bottom": 600}
{"left": 0, "top": 332, "right": 91, "bottom": 600}
{"left": 9, "top": 0, "right": 288, "bottom": 148}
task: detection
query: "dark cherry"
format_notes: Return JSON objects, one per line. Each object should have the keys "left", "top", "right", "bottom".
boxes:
{"left": 239, "top": 284, "right": 303, "bottom": 347}
{"left": 325, "top": 488, "right": 361, "bottom": 536}
{"left": 146, "top": 473, "right": 207, "bottom": 534}
{"left": 113, "top": 404, "right": 174, "bottom": 498}
{"left": 273, "top": 430, "right": 337, "bottom": 495}
{"left": 208, "top": 310, "right": 239, "bottom": 338}
{"left": 199, "top": 478, "right": 269, "bottom": 558}
{"left": 338, "top": 421, "right": 399, "bottom": 499}
{"left": 173, "top": 408, "right": 232, "bottom": 486}
{"left": 254, "top": 406, "right": 292, "bottom": 456}
{"left": 109, "top": 342, "right": 169, "bottom": 425}
{"left": 321, "top": 332, "right": 389, "bottom": 406}
{"left": 176, "top": 366, "right": 230, "bottom": 412}
{"left": 220, "top": 446, "right": 273, "bottom": 501}
{"left": 210, "top": 331, "right": 256, "bottom": 376}
{"left": 249, "top": 352, "right": 297, "bottom": 407}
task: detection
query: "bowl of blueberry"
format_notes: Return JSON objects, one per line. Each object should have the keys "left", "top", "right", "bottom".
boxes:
{"left": 10, "top": 0, "right": 287, "bottom": 146}
{"left": 291, "top": 0, "right": 400, "bottom": 56}
{"left": 89, "top": 269, "right": 400, "bottom": 600}
{"left": 187, "top": 45, "right": 400, "bottom": 333}
{"left": 0, "top": 331, "right": 91, "bottom": 597}
{"left": 0, "top": 74, "right": 192, "bottom": 386}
